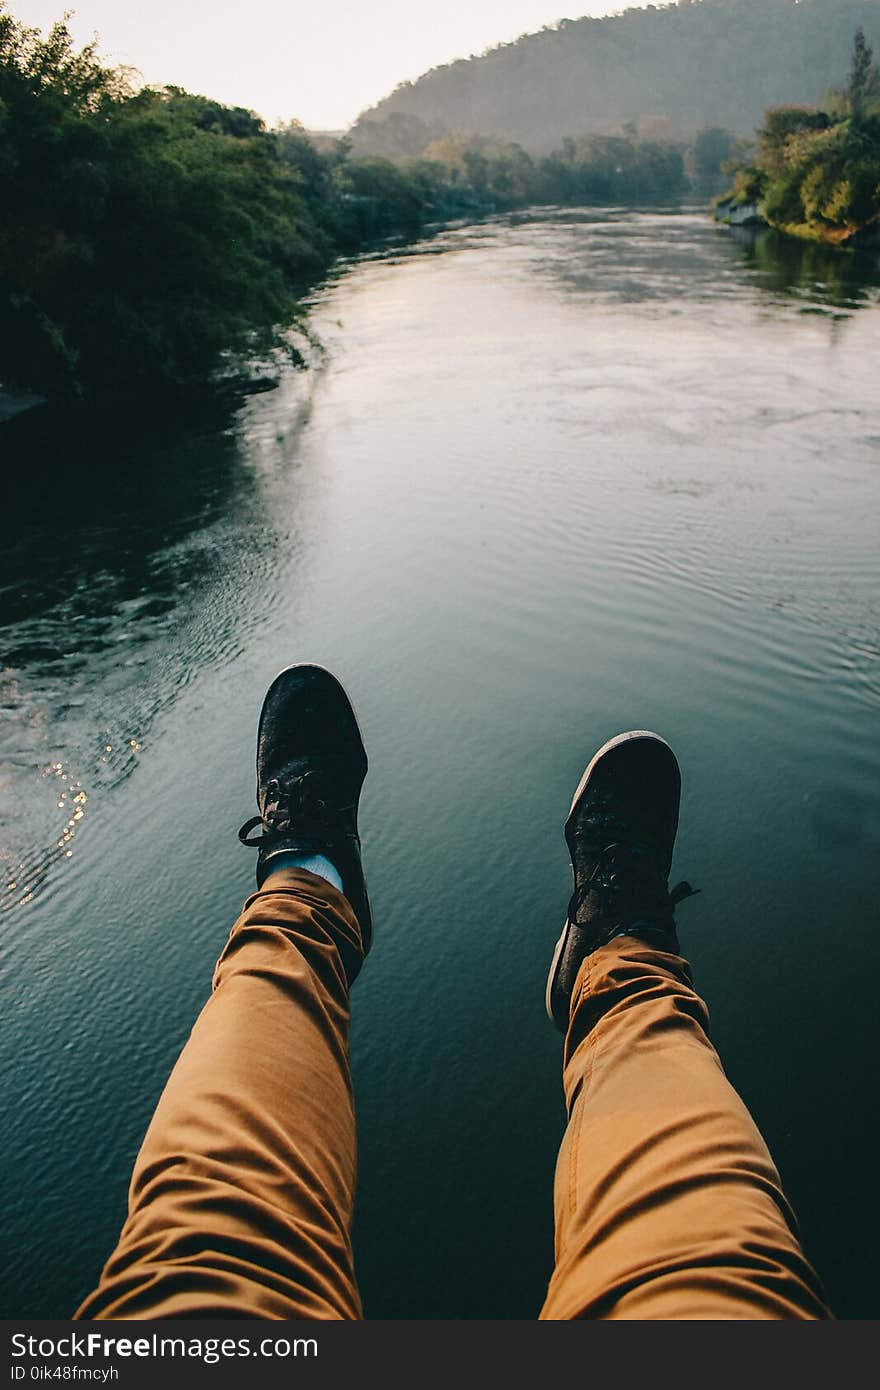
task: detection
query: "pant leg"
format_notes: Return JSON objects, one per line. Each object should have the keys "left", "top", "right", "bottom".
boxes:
{"left": 541, "top": 936, "right": 830, "bottom": 1320}
{"left": 75, "top": 869, "right": 363, "bottom": 1320}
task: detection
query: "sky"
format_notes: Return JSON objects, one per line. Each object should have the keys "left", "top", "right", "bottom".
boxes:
{"left": 11, "top": 1, "right": 633, "bottom": 130}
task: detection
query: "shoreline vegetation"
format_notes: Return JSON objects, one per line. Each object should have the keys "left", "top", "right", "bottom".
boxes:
{"left": 715, "top": 28, "right": 880, "bottom": 249}
{"left": 0, "top": 5, "right": 721, "bottom": 409}
{"left": 2, "top": 7, "right": 879, "bottom": 411}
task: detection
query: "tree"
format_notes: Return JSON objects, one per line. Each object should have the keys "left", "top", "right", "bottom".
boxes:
{"left": 848, "top": 26, "right": 874, "bottom": 121}
{"left": 693, "top": 127, "right": 736, "bottom": 184}
{"left": 721, "top": 29, "right": 880, "bottom": 241}
{"left": 0, "top": 6, "right": 314, "bottom": 397}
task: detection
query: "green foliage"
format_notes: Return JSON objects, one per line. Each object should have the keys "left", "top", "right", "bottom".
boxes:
{"left": 540, "top": 135, "right": 687, "bottom": 204}
{"left": 721, "top": 30, "right": 880, "bottom": 241}
{"left": 0, "top": 7, "right": 319, "bottom": 398}
{"left": 692, "top": 127, "right": 738, "bottom": 184}
{"left": 334, "top": 157, "right": 427, "bottom": 238}
{"left": 848, "top": 25, "right": 880, "bottom": 122}
{"left": 757, "top": 107, "right": 832, "bottom": 174}
{"left": 349, "top": 110, "right": 447, "bottom": 159}
{"left": 0, "top": 5, "right": 690, "bottom": 404}
{"left": 722, "top": 164, "right": 767, "bottom": 209}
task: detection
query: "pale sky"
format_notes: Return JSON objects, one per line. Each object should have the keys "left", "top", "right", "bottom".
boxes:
{"left": 12, "top": 1, "right": 633, "bottom": 130}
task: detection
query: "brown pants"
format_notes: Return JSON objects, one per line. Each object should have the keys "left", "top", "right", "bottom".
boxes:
{"left": 75, "top": 870, "right": 829, "bottom": 1320}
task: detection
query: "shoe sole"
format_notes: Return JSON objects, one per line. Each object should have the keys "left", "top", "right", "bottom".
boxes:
{"left": 546, "top": 730, "right": 676, "bottom": 1025}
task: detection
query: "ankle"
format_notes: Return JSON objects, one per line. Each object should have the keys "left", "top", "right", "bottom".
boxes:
{"left": 614, "top": 922, "right": 680, "bottom": 953}
{"left": 260, "top": 851, "right": 343, "bottom": 893}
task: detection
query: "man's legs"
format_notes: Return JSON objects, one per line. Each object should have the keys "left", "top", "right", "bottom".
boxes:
{"left": 542, "top": 731, "right": 830, "bottom": 1320}
{"left": 76, "top": 868, "right": 363, "bottom": 1319}
{"left": 541, "top": 936, "right": 829, "bottom": 1319}
{"left": 77, "top": 664, "right": 372, "bottom": 1320}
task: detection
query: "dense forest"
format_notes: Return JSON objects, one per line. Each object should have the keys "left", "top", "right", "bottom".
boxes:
{"left": 0, "top": 5, "right": 708, "bottom": 405}
{"left": 354, "top": 0, "right": 880, "bottom": 154}
{"left": 720, "top": 27, "right": 880, "bottom": 241}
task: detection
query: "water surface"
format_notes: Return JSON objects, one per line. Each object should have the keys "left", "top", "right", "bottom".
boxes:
{"left": 2, "top": 210, "right": 879, "bottom": 1317}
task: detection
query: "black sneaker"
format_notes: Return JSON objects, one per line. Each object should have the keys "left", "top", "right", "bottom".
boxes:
{"left": 238, "top": 664, "right": 371, "bottom": 983}
{"left": 546, "top": 731, "right": 697, "bottom": 1031}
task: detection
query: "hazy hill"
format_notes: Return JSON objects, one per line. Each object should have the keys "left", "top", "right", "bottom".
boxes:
{"left": 352, "top": 0, "right": 880, "bottom": 153}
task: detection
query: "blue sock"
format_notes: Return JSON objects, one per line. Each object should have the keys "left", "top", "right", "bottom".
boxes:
{"left": 262, "top": 852, "right": 343, "bottom": 893}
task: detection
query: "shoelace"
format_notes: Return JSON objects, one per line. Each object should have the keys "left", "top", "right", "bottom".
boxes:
{"left": 238, "top": 770, "right": 350, "bottom": 848}
{"left": 571, "top": 840, "right": 699, "bottom": 924}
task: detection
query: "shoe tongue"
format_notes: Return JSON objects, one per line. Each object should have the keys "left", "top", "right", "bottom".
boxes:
{"left": 265, "top": 760, "right": 328, "bottom": 808}
{"left": 573, "top": 841, "right": 672, "bottom": 928}
{"left": 573, "top": 886, "right": 673, "bottom": 931}
{"left": 590, "top": 838, "right": 665, "bottom": 883}
{"left": 277, "top": 756, "right": 323, "bottom": 785}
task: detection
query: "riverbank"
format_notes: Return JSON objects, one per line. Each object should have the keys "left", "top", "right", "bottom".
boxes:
{"left": 715, "top": 30, "right": 880, "bottom": 255}
{"left": 714, "top": 194, "right": 880, "bottom": 250}
{"left": 2, "top": 10, "right": 735, "bottom": 411}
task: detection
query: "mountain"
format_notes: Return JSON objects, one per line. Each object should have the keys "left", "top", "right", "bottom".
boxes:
{"left": 351, "top": 0, "right": 880, "bottom": 154}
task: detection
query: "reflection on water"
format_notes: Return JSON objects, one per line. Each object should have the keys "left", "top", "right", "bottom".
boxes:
{"left": 332, "top": 206, "right": 880, "bottom": 319}
{"left": 1, "top": 210, "right": 879, "bottom": 1320}
{"left": 0, "top": 397, "right": 310, "bottom": 910}
{"left": 731, "top": 222, "right": 880, "bottom": 313}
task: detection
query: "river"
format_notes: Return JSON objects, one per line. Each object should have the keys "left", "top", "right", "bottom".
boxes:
{"left": 2, "top": 209, "right": 879, "bottom": 1318}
